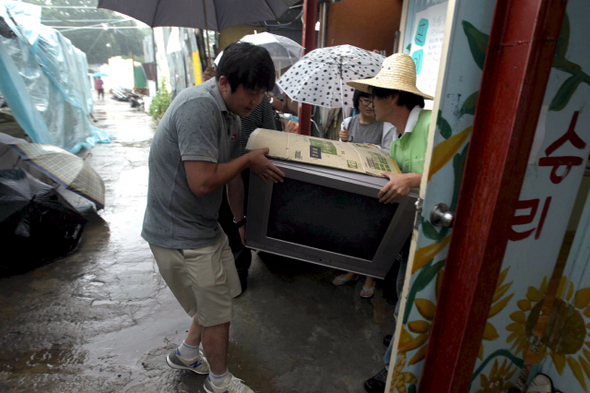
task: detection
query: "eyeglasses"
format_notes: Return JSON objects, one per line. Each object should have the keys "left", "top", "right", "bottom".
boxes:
{"left": 359, "top": 97, "right": 373, "bottom": 106}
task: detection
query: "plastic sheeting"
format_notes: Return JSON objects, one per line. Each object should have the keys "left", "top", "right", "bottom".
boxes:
{"left": 0, "top": 2, "right": 110, "bottom": 154}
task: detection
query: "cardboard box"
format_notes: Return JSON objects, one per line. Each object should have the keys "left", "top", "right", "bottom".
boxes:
{"left": 246, "top": 128, "right": 401, "bottom": 177}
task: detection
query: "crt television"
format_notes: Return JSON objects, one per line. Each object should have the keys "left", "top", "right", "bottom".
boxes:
{"left": 246, "top": 159, "right": 417, "bottom": 279}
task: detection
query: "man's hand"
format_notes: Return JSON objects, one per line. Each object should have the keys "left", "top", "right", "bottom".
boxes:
{"left": 248, "top": 148, "right": 285, "bottom": 183}
{"left": 378, "top": 172, "right": 418, "bottom": 204}
{"left": 339, "top": 126, "right": 349, "bottom": 142}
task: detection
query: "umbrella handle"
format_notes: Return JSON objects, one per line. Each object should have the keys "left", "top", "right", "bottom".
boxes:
{"left": 202, "top": 0, "right": 212, "bottom": 67}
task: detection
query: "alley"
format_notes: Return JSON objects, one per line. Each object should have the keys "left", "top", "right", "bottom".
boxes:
{"left": 0, "top": 97, "right": 396, "bottom": 393}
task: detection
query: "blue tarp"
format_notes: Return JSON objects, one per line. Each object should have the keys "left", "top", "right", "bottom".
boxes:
{"left": 0, "top": 2, "right": 110, "bottom": 153}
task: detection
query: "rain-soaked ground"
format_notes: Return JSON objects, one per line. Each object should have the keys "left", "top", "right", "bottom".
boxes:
{"left": 0, "top": 96, "right": 396, "bottom": 393}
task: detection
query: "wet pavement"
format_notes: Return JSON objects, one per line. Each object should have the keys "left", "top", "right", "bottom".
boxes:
{"left": 0, "top": 97, "right": 396, "bottom": 393}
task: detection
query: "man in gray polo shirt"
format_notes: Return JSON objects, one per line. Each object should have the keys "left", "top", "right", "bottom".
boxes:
{"left": 142, "top": 43, "right": 284, "bottom": 393}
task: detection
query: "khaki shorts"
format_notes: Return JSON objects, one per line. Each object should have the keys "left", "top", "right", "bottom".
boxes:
{"left": 149, "top": 234, "right": 241, "bottom": 327}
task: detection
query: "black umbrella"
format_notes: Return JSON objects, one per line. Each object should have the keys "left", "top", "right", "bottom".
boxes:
{"left": 98, "top": 0, "right": 289, "bottom": 64}
{"left": 0, "top": 168, "right": 87, "bottom": 275}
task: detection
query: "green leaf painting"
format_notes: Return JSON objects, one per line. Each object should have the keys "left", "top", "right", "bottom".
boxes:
{"left": 550, "top": 13, "right": 589, "bottom": 111}
{"left": 459, "top": 91, "right": 479, "bottom": 118}
{"left": 403, "top": 259, "right": 445, "bottom": 324}
{"left": 437, "top": 111, "right": 452, "bottom": 139}
{"left": 550, "top": 74, "right": 585, "bottom": 111}
{"left": 462, "top": 21, "right": 489, "bottom": 71}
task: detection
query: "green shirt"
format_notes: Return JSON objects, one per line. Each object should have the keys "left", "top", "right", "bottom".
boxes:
{"left": 390, "top": 109, "right": 431, "bottom": 174}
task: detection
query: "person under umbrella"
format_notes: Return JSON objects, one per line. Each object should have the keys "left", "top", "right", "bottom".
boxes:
{"left": 332, "top": 87, "right": 397, "bottom": 298}
{"left": 346, "top": 53, "right": 434, "bottom": 393}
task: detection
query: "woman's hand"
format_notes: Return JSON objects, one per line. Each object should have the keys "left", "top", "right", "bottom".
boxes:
{"left": 339, "top": 126, "right": 350, "bottom": 142}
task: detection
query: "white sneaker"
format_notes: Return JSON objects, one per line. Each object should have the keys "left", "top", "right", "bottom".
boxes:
{"left": 203, "top": 373, "right": 255, "bottom": 393}
{"left": 166, "top": 348, "right": 209, "bottom": 375}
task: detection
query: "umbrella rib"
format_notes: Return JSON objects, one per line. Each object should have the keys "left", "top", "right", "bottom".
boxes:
{"left": 151, "top": 0, "right": 162, "bottom": 27}
{"left": 263, "top": 0, "right": 281, "bottom": 20}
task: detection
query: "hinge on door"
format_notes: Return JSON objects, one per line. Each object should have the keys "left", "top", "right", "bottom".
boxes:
{"left": 413, "top": 197, "right": 423, "bottom": 230}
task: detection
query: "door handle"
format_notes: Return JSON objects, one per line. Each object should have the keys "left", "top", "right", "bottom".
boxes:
{"left": 430, "top": 203, "right": 455, "bottom": 228}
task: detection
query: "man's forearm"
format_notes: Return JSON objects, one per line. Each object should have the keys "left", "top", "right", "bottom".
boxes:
{"left": 227, "top": 175, "right": 245, "bottom": 222}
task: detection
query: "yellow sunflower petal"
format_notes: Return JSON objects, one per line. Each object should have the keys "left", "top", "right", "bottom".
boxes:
{"left": 506, "top": 330, "right": 520, "bottom": 343}
{"left": 568, "top": 356, "right": 587, "bottom": 390}
{"left": 527, "top": 286, "right": 540, "bottom": 302}
{"left": 399, "top": 326, "right": 413, "bottom": 346}
{"left": 585, "top": 348, "right": 590, "bottom": 363}
{"left": 557, "top": 276, "right": 567, "bottom": 299}
{"left": 551, "top": 352, "right": 567, "bottom": 374}
{"left": 498, "top": 359, "right": 508, "bottom": 375}
{"left": 428, "top": 125, "right": 472, "bottom": 181}
{"left": 412, "top": 235, "right": 451, "bottom": 273}
{"left": 506, "top": 368, "right": 517, "bottom": 380}
{"left": 584, "top": 306, "right": 590, "bottom": 318}
{"left": 506, "top": 322, "right": 523, "bottom": 332}
{"left": 406, "top": 372, "right": 418, "bottom": 384}
{"left": 490, "top": 359, "right": 499, "bottom": 378}
{"left": 415, "top": 298, "right": 437, "bottom": 321}
{"left": 394, "top": 352, "right": 407, "bottom": 373}
{"left": 575, "top": 287, "right": 590, "bottom": 309}
{"left": 493, "top": 283, "right": 513, "bottom": 303}
{"left": 567, "top": 281, "right": 575, "bottom": 301}
{"left": 510, "top": 310, "right": 527, "bottom": 323}
{"left": 478, "top": 342, "right": 484, "bottom": 360}
{"left": 479, "top": 373, "right": 488, "bottom": 388}
{"left": 496, "top": 267, "right": 510, "bottom": 288}
{"left": 580, "top": 356, "right": 590, "bottom": 381}
{"left": 408, "top": 320, "right": 432, "bottom": 334}
{"left": 483, "top": 322, "right": 499, "bottom": 340}
{"left": 586, "top": 341, "right": 590, "bottom": 350}
{"left": 408, "top": 344, "right": 428, "bottom": 365}
{"left": 488, "top": 293, "right": 514, "bottom": 318}
{"left": 517, "top": 299, "right": 532, "bottom": 311}
{"left": 398, "top": 333, "right": 429, "bottom": 353}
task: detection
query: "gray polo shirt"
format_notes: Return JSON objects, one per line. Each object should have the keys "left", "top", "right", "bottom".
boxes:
{"left": 142, "top": 78, "right": 241, "bottom": 249}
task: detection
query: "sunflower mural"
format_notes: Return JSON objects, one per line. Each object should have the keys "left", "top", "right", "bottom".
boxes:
{"left": 387, "top": 1, "right": 493, "bottom": 390}
{"left": 506, "top": 276, "right": 590, "bottom": 390}
{"left": 477, "top": 268, "right": 515, "bottom": 360}
{"left": 474, "top": 359, "right": 517, "bottom": 393}
{"left": 389, "top": 353, "right": 418, "bottom": 393}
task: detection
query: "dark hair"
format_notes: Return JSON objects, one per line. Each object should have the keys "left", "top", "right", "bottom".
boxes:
{"left": 216, "top": 42, "right": 275, "bottom": 93}
{"left": 352, "top": 89, "right": 372, "bottom": 112}
{"left": 372, "top": 86, "right": 425, "bottom": 110}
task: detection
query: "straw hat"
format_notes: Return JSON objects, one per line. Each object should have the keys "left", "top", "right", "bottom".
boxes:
{"left": 347, "top": 53, "right": 434, "bottom": 100}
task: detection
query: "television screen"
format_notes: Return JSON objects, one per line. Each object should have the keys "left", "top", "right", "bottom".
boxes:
{"left": 267, "top": 177, "right": 398, "bottom": 261}
{"left": 246, "top": 159, "right": 417, "bottom": 278}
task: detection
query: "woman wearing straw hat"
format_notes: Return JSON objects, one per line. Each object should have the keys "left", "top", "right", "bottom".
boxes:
{"left": 346, "top": 53, "right": 434, "bottom": 393}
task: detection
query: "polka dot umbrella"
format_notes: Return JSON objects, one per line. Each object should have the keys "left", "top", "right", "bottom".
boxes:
{"left": 277, "top": 45, "right": 385, "bottom": 109}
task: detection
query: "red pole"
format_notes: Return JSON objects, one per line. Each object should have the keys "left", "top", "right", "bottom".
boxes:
{"left": 299, "top": 0, "right": 317, "bottom": 136}
{"left": 418, "top": 0, "right": 568, "bottom": 392}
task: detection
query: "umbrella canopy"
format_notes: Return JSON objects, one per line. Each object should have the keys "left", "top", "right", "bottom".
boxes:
{"left": 97, "top": 0, "right": 289, "bottom": 31}
{"left": 277, "top": 45, "right": 386, "bottom": 109}
{"left": 215, "top": 32, "right": 304, "bottom": 71}
{"left": 92, "top": 72, "right": 109, "bottom": 77}
{"left": 8, "top": 143, "right": 105, "bottom": 210}
{"left": 0, "top": 168, "right": 87, "bottom": 275}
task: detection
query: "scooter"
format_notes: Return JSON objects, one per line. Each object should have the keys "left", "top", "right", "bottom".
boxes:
{"left": 128, "top": 93, "right": 145, "bottom": 112}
